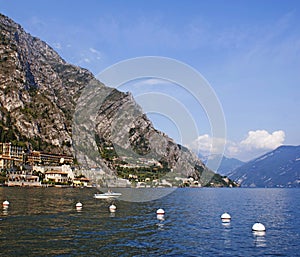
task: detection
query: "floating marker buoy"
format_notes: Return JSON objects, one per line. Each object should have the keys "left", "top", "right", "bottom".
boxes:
{"left": 156, "top": 208, "right": 165, "bottom": 215}
{"left": 76, "top": 202, "right": 83, "bottom": 209}
{"left": 109, "top": 204, "right": 117, "bottom": 213}
{"left": 252, "top": 222, "right": 266, "bottom": 232}
{"left": 2, "top": 200, "right": 9, "bottom": 207}
{"left": 221, "top": 212, "right": 231, "bottom": 222}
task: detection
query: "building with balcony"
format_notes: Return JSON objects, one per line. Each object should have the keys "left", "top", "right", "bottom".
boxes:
{"left": 45, "top": 170, "right": 69, "bottom": 183}
{"left": 0, "top": 143, "right": 24, "bottom": 169}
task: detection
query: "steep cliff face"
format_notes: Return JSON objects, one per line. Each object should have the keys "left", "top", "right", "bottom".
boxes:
{"left": 0, "top": 13, "right": 94, "bottom": 153}
{"left": 0, "top": 13, "right": 237, "bottom": 186}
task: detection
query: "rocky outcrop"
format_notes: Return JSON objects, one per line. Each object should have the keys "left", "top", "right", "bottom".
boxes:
{"left": 0, "top": 13, "right": 93, "bottom": 153}
{"left": 0, "top": 13, "right": 237, "bottom": 187}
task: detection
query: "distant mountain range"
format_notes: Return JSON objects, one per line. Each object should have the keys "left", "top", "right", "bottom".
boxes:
{"left": 199, "top": 145, "right": 300, "bottom": 187}
{"left": 200, "top": 154, "right": 245, "bottom": 176}
{"left": 228, "top": 145, "right": 300, "bottom": 187}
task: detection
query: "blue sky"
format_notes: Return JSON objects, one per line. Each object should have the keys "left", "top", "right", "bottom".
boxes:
{"left": 1, "top": 0, "right": 300, "bottom": 161}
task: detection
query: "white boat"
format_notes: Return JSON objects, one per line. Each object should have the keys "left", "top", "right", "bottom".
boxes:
{"left": 93, "top": 191, "right": 122, "bottom": 199}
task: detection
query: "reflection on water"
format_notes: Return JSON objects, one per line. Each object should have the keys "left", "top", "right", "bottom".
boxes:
{"left": 101, "top": 187, "right": 176, "bottom": 202}
{"left": 222, "top": 222, "right": 232, "bottom": 249}
{"left": 156, "top": 214, "right": 165, "bottom": 221}
{"left": 253, "top": 232, "right": 267, "bottom": 247}
{"left": 2, "top": 206, "right": 8, "bottom": 215}
{"left": 252, "top": 231, "right": 266, "bottom": 237}
{"left": 0, "top": 187, "right": 299, "bottom": 256}
{"left": 156, "top": 214, "right": 165, "bottom": 231}
{"left": 222, "top": 221, "right": 231, "bottom": 227}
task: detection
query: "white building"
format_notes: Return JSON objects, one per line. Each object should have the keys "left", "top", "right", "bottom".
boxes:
{"left": 45, "top": 170, "right": 69, "bottom": 183}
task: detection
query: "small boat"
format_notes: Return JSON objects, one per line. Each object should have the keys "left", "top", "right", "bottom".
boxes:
{"left": 93, "top": 191, "right": 122, "bottom": 199}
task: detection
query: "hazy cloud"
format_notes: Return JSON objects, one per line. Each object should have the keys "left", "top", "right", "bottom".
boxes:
{"left": 188, "top": 134, "right": 226, "bottom": 157}
{"left": 189, "top": 129, "right": 285, "bottom": 161}
{"left": 89, "top": 47, "right": 102, "bottom": 60}
{"left": 53, "top": 42, "right": 62, "bottom": 49}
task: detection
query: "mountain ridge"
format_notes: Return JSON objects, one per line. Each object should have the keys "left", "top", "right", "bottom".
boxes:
{"left": 0, "top": 13, "right": 237, "bottom": 187}
{"left": 228, "top": 145, "right": 300, "bottom": 187}
{"left": 199, "top": 154, "right": 245, "bottom": 176}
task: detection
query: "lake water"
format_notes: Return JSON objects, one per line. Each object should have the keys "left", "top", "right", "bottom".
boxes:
{"left": 0, "top": 187, "right": 299, "bottom": 256}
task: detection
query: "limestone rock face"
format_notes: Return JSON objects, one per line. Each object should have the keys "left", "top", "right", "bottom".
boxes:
{"left": 0, "top": 14, "right": 236, "bottom": 186}
{"left": 0, "top": 13, "right": 93, "bottom": 153}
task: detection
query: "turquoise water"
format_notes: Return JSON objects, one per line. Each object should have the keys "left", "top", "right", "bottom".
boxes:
{"left": 0, "top": 187, "right": 299, "bottom": 256}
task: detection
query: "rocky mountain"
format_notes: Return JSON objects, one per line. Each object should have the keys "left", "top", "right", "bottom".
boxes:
{"left": 0, "top": 13, "right": 237, "bottom": 187}
{"left": 0, "top": 13, "right": 93, "bottom": 153}
{"left": 228, "top": 145, "right": 300, "bottom": 187}
{"left": 200, "top": 154, "right": 245, "bottom": 176}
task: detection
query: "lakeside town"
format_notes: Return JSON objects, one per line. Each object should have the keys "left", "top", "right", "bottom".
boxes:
{"left": 0, "top": 142, "right": 91, "bottom": 187}
{"left": 0, "top": 142, "right": 209, "bottom": 188}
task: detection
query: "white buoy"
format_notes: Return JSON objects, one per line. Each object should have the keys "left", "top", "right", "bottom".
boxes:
{"left": 76, "top": 202, "right": 83, "bottom": 210}
{"left": 252, "top": 222, "right": 266, "bottom": 232}
{"left": 221, "top": 212, "right": 231, "bottom": 222}
{"left": 109, "top": 204, "right": 117, "bottom": 213}
{"left": 156, "top": 208, "right": 165, "bottom": 215}
{"left": 2, "top": 200, "right": 9, "bottom": 207}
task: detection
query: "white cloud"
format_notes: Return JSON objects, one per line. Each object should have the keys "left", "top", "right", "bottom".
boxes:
{"left": 118, "top": 78, "right": 178, "bottom": 97}
{"left": 75, "top": 47, "right": 104, "bottom": 72}
{"left": 188, "top": 134, "right": 226, "bottom": 157}
{"left": 188, "top": 129, "right": 286, "bottom": 161}
{"left": 141, "top": 78, "right": 170, "bottom": 86}
{"left": 89, "top": 48, "right": 102, "bottom": 60}
{"left": 240, "top": 130, "right": 285, "bottom": 150}
{"left": 129, "top": 78, "right": 173, "bottom": 87}
{"left": 89, "top": 47, "right": 101, "bottom": 56}
{"left": 89, "top": 47, "right": 98, "bottom": 53}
